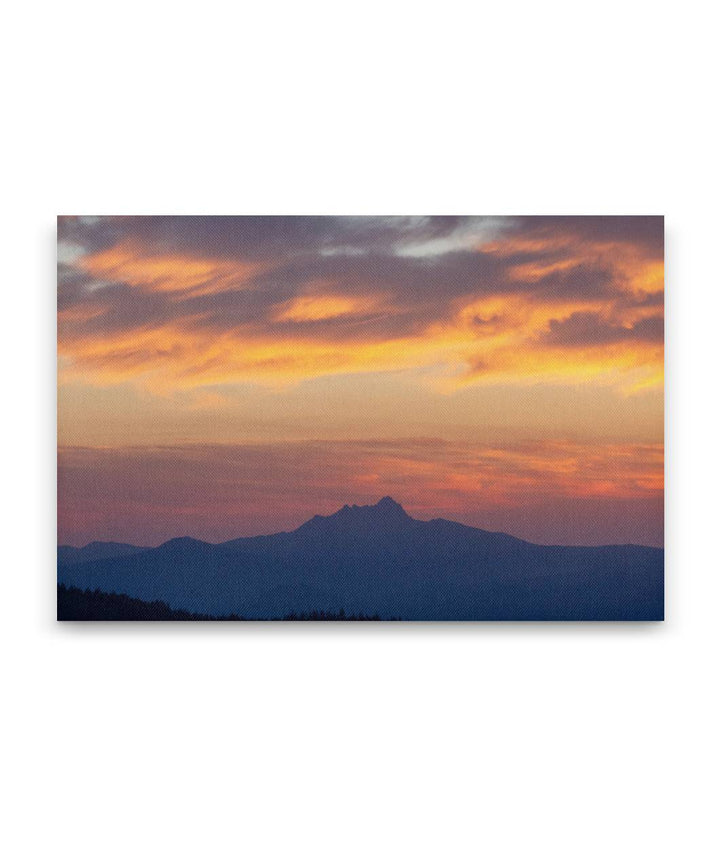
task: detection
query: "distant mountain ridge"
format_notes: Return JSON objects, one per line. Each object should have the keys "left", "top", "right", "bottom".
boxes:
{"left": 57, "top": 541, "right": 148, "bottom": 564}
{"left": 58, "top": 498, "right": 663, "bottom": 620}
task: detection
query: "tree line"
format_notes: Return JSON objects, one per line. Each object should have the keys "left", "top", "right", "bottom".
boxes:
{"left": 57, "top": 584, "right": 390, "bottom": 621}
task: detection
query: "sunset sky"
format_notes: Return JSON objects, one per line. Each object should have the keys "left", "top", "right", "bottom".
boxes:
{"left": 58, "top": 216, "right": 663, "bottom": 547}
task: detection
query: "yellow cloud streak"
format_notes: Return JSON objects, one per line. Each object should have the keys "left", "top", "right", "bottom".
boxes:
{"left": 79, "top": 241, "right": 267, "bottom": 295}
{"left": 272, "top": 287, "right": 384, "bottom": 322}
{"left": 60, "top": 232, "right": 663, "bottom": 394}
{"left": 58, "top": 314, "right": 663, "bottom": 396}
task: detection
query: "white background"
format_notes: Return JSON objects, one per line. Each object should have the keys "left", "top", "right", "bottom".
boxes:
{"left": 2, "top": 1, "right": 718, "bottom": 854}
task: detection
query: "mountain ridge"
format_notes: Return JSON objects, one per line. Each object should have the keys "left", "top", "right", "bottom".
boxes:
{"left": 57, "top": 497, "right": 663, "bottom": 621}
{"left": 59, "top": 497, "right": 661, "bottom": 552}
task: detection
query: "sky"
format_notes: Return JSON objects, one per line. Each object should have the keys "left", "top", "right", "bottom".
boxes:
{"left": 57, "top": 216, "right": 664, "bottom": 547}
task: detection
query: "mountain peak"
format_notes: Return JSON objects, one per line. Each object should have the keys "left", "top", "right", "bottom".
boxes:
{"left": 376, "top": 496, "right": 404, "bottom": 511}
{"left": 296, "top": 497, "right": 411, "bottom": 535}
{"left": 336, "top": 497, "right": 408, "bottom": 518}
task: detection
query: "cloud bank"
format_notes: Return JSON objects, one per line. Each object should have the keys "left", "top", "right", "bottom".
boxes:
{"left": 58, "top": 216, "right": 664, "bottom": 392}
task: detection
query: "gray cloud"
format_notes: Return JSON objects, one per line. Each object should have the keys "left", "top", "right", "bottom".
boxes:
{"left": 57, "top": 216, "right": 664, "bottom": 372}
{"left": 542, "top": 312, "right": 664, "bottom": 347}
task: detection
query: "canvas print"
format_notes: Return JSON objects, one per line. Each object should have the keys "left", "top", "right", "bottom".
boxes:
{"left": 57, "top": 216, "right": 664, "bottom": 621}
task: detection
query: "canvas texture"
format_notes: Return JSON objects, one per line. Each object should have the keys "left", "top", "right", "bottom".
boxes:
{"left": 57, "top": 216, "right": 664, "bottom": 620}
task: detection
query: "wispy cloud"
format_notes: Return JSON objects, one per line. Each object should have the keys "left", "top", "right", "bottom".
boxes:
{"left": 58, "top": 438, "right": 663, "bottom": 548}
{"left": 57, "top": 216, "right": 663, "bottom": 392}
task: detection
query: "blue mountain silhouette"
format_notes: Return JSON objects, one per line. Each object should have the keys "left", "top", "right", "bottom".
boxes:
{"left": 57, "top": 498, "right": 663, "bottom": 620}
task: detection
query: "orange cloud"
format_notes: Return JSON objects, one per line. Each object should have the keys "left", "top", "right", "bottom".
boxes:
{"left": 272, "top": 282, "right": 385, "bottom": 322}
{"left": 354, "top": 439, "right": 664, "bottom": 505}
{"left": 79, "top": 241, "right": 266, "bottom": 295}
{"left": 58, "top": 218, "right": 663, "bottom": 394}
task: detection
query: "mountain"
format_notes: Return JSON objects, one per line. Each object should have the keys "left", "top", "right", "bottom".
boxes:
{"left": 57, "top": 498, "right": 664, "bottom": 620}
{"left": 57, "top": 541, "right": 148, "bottom": 564}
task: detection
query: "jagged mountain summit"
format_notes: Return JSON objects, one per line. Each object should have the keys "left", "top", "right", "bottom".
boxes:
{"left": 295, "top": 496, "right": 415, "bottom": 538}
{"left": 58, "top": 498, "right": 664, "bottom": 621}
{"left": 304, "top": 496, "right": 409, "bottom": 524}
